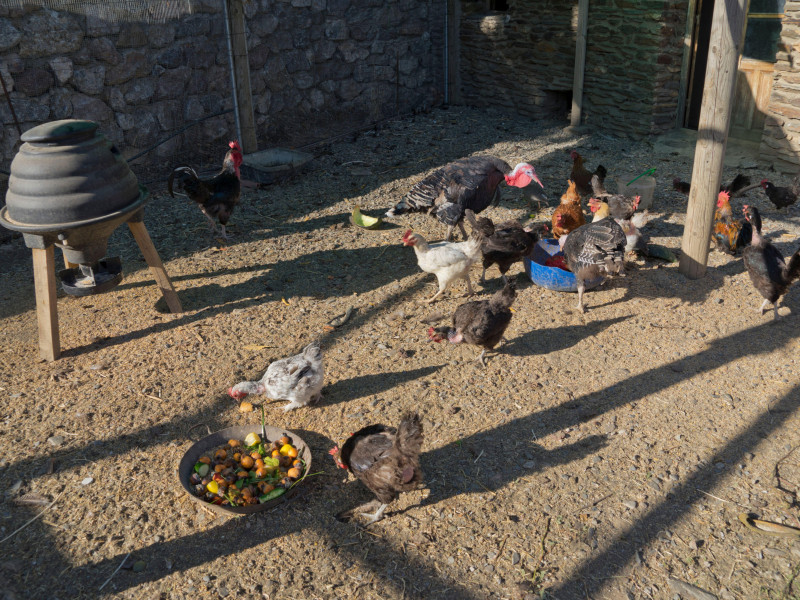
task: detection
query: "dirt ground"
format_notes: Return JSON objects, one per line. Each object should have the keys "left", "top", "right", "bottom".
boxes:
{"left": 1, "top": 106, "right": 800, "bottom": 600}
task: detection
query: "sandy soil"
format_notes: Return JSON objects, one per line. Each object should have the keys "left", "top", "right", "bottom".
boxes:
{"left": 1, "top": 106, "right": 799, "bottom": 600}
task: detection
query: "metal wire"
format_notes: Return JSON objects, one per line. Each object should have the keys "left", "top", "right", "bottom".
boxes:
{"left": 3, "top": 0, "right": 200, "bottom": 23}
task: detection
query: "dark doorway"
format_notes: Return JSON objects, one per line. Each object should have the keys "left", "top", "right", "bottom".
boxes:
{"left": 684, "top": 0, "right": 715, "bottom": 130}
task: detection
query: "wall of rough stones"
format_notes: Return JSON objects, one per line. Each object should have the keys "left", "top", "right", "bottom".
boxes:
{"left": 0, "top": 0, "right": 444, "bottom": 173}
{"left": 759, "top": 3, "right": 800, "bottom": 172}
{"left": 457, "top": 0, "right": 689, "bottom": 137}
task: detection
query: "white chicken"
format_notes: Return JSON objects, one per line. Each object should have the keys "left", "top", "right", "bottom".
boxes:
{"left": 401, "top": 218, "right": 483, "bottom": 303}
{"left": 227, "top": 341, "right": 324, "bottom": 411}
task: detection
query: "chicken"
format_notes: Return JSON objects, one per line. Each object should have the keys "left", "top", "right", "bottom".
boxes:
{"left": 672, "top": 173, "right": 751, "bottom": 197}
{"left": 385, "top": 155, "right": 543, "bottom": 241}
{"left": 466, "top": 212, "right": 548, "bottom": 284}
{"left": 761, "top": 177, "right": 799, "bottom": 210}
{"left": 329, "top": 412, "right": 424, "bottom": 524}
{"left": 168, "top": 141, "right": 243, "bottom": 239}
{"left": 713, "top": 190, "right": 752, "bottom": 255}
{"left": 672, "top": 178, "right": 691, "bottom": 195}
{"left": 551, "top": 180, "right": 585, "bottom": 238}
{"left": 401, "top": 219, "right": 483, "bottom": 303}
{"left": 428, "top": 280, "right": 516, "bottom": 366}
{"left": 742, "top": 205, "right": 800, "bottom": 319}
{"left": 589, "top": 175, "right": 640, "bottom": 220}
{"left": 227, "top": 341, "right": 324, "bottom": 411}
{"left": 560, "top": 204, "right": 626, "bottom": 313}
{"left": 569, "top": 151, "right": 606, "bottom": 197}
{"left": 588, "top": 198, "right": 650, "bottom": 254}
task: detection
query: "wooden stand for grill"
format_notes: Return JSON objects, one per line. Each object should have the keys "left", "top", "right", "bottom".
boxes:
{"left": 32, "top": 220, "right": 182, "bottom": 361}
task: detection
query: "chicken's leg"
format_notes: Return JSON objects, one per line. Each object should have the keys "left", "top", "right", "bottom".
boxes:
{"left": 199, "top": 207, "right": 222, "bottom": 234}
{"left": 463, "top": 275, "right": 475, "bottom": 297}
{"left": 360, "top": 502, "right": 389, "bottom": 524}
{"left": 477, "top": 349, "right": 487, "bottom": 367}
{"left": 480, "top": 266, "right": 487, "bottom": 285}
{"left": 576, "top": 281, "right": 586, "bottom": 313}
{"left": 457, "top": 221, "right": 469, "bottom": 241}
{"left": 423, "top": 282, "right": 446, "bottom": 304}
{"left": 445, "top": 224, "right": 455, "bottom": 242}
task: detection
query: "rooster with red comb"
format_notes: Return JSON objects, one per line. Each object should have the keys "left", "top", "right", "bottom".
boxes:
{"left": 168, "top": 140, "right": 243, "bottom": 240}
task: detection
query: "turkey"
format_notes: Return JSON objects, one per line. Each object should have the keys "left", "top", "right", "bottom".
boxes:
{"left": 386, "top": 155, "right": 543, "bottom": 241}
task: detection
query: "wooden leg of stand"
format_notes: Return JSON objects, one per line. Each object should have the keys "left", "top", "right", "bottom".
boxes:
{"left": 32, "top": 247, "right": 60, "bottom": 361}
{"left": 127, "top": 221, "right": 183, "bottom": 313}
{"left": 62, "top": 250, "right": 78, "bottom": 270}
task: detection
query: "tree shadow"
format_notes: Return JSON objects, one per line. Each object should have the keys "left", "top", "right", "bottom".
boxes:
{"left": 504, "top": 316, "right": 630, "bottom": 357}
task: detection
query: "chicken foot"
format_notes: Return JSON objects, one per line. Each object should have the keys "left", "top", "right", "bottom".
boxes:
{"left": 575, "top": 282, "right": 586, "bottom": 313}
{"left": 760, "top": 299, "right": 780, "bottom": 320}
{"left": 337, "top": 499, "right": 389, "bottom": 524}
{"left": 199, "top": 207, "right": 230, "bottom": 240}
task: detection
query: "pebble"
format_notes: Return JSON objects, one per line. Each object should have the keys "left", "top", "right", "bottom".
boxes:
{"left": 447, "top": 556, "right": 455, "bottom": 565}
{"left": 152, "top": 535, "right": 162, "bottom": 543}
{"left": 511, "top": 551, "right": 520, "bottom": 565}
{"left": 523, "top": 461, "right": 536, "bottom": 469}
{"left": 132, "top": 560, "right": 145, "bottom": 572}
{"left": 81, "top": 477, "right": 94, "bottom": 486}
{"left": 623, "top": 500, "right": 638, "bottom": 510}
{"left": 203, "top": 575, "right": 211, "bottom": 583}
{"left": 218, "top": 586, "right": 229, "bottom": 597}
{"left": 47, "top": 435, "right": 64, "bottom": 447}
{"left": 89, "top": 364, "right": 104, "bottom": 370}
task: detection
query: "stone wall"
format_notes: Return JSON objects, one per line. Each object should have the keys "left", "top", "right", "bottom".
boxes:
{"left": 759, "top": 2, "right": 800, "bottom": 172}
{"left": 0, "top": 0, "right": 443, "bottom": 172}
{"left": 457, "top": 0, "right": 689, "bottom": 137}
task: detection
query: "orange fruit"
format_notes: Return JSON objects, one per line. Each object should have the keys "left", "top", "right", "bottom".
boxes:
{"left": 198, "top": 456, "right": 211, "bottom": 464}
{"left": 287, "top": 467, "right": 301, "bottom": 479}
{"left": 240, "top": 455, "right": 254, "bottom": 469}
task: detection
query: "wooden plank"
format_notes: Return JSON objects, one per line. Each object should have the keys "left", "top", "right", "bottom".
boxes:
{"left": 679, "top": 0, "right": 748, "bottom": 280}
{"left": 446, "top": 0, "right": 462, "bottom": 105}
{"left": 127, "top": 221, "right": 183, "bottom": 314}
{"left": 226, "top": 0, "right": 257, "bottom": 154}
{"left": 570, "top": 0, "right": 589, "bottom": 127}
{"left": 677, "top": 0, "right": 699, "bottom": 127}
{"left": 32, "top": 247, "right": 60, "bottom": 361}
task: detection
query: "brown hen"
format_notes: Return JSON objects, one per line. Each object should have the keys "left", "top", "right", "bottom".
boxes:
{"left": 552, "top": 180, "right": 585, "bottom": 238}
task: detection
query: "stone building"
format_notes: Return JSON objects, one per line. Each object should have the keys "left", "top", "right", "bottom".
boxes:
{"left": 0, "top": 0, "right": 798, "bottom": 174}
{"left": 0, "top": 0, "right": 444, "bottom": 171}
{"left": 456, "top": 0, "right": 800, "bottom": 172}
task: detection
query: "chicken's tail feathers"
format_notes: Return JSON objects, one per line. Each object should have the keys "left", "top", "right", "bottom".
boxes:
{"left": 395, "top": 412, "right": 424, "bottom": 458}
{"left": 302, "top": 339, "right": 323, "bottom": 361}
{"left": 785, "top": 247, "right": 800, "bottom": 283}
{"left": 490, "top": 279, "right": 517, "bottom": 309}
{"left": 167, "top": 166, "right": 198, "bottom": 198}
{"left": 727, "top": 173, "right": 751, "bottom": 195}
{"left": 594, "top": 164, "right": 607, "bottom": 180}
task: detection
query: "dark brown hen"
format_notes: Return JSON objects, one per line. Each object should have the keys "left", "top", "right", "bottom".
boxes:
{"left": 569, "top": 151, "right": 606, "bottom": 197}
{"left": 428, "top": 281, "right": 516, "bottom": 365}
{"left": 385, "top": 155, "right": 542, "bottom": 241}
{"left": 168, "top": 141, "right": 243, "bottom": 239}
{"left": 330, "top": 412, "right": 424, "bottom": 524}
{"left": 760, "top": 177, "right": 799, "bottom": 210}
{"left": 742, "top": 205, "right": 800, "bottom": 319}
{"left": 466, "top": 212, "right": 548, "bottom": 284}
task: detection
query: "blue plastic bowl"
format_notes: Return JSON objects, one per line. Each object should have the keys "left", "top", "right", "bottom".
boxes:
{"left": 524, "top": 239, "right": 604, "bottom": 293}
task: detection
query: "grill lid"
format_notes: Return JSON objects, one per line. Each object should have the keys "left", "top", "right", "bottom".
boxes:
{"left": 4, "top": 119, "right": 141, "bottom": 227}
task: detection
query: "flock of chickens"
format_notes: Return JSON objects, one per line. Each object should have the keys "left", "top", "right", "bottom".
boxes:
{"left": 167, "top": 142, "right": 800, "bottom": 523}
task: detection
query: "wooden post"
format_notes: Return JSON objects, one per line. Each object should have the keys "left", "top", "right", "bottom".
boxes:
{"left": 127, "top": 221, "right": 183, "bottom": 314}
{"left": 32, "top": 247, "right": 60, "bottom": 361}
{"left": 570, "top": 0, "right": 589, "bottom": 127}
{"left": 445, "top": 0, "right": 462, "bottom": 105}
{"left": 679, "top": 0, "right": 748, "bottom": 279}
{"left": 226, "top": 0, "right": 257, "bottom": 154}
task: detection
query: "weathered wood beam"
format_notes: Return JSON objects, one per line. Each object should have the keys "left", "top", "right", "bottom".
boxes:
{"left": 225, "top": 0, "right": 257, "bottom": 154}
{"left": 679, "top": 0, "right": 748, "bottom": 279}
{"left": 570, "top": 0, "right": 589, "bottom": 127}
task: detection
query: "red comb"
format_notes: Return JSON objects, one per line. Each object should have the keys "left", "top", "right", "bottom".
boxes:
{"left": 229, "top": 140, "right": 241, "bottom": 151}
{"left": 328, "top": 446, "right": 339, "bottom": 455}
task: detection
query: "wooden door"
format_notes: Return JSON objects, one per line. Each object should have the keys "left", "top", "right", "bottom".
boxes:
{"left": 728, "top": 2, "right": 784, "bottom": 140}
{"left": 729, "top": 58, "right": 775, "bottom": 141}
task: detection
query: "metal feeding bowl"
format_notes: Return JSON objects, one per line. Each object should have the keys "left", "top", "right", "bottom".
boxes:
{"left": 178, "top": 425, "right": 313, "bottom": 517}
{"left": 0, "top": 119, "right": 148, "bottom": 295}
